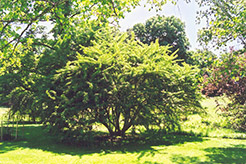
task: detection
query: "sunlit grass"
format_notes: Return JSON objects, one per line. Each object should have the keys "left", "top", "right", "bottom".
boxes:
{"left": 0, "top": 98, "right": 246, "bottom": 163}
{"left": 0, "top": 125, "right": 245, "bottom": 164}
{"left": 181, "top": 96, "right": 246, "bottom": 139}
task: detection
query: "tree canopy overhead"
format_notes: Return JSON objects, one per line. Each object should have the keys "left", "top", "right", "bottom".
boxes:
{"left": 0, "top": 0, "right": 172, "bottom": 54}
{"left": 197, "top": 0, "right": 246, "bottom": 49}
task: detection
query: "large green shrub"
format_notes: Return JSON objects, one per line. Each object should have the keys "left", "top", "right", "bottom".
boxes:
{"left": 42, "top": 26, "right": 202, "bottom": 139}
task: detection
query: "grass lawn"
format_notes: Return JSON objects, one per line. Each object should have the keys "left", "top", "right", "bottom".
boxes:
{"left": 0, "top": 125, "right": 246, "bottom": 164}
{"left": 0, "top": 98, "right": 246, "bottom": 164}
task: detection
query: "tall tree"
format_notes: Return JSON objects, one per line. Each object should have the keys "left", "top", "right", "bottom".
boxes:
{"left": 129, "top": 15, "right": 191, "bottom": 63}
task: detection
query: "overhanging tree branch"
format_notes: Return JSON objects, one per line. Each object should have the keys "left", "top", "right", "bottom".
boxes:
{"left": 0, "top": 0, "right": 70, "bottom": 52}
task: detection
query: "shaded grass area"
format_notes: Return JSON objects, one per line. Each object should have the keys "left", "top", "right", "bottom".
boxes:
{"left": 171, "top": 143, "right": 246, "bottom": 164}
{"left": 0, "top": 125, "right": 203, "bottom": 164}
{"left": 0, "top": 125, "right": 203, "bottom": 154}
{"left": 0, "top": 125, "right": 246, "bottom": 164}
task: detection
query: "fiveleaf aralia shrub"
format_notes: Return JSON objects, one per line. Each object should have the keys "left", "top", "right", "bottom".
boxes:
{"left": 202, "top": 51, "right": 246, "bottom": 131}
{"left": 42, "top": 25, "right": 202, "bottom": 142}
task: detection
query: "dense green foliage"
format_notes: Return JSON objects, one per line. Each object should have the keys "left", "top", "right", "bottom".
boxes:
{"left": 0, "top": 0, "right": 171, "bottom": 61}
{"left": 0, "top": 0, "right": 203, "bottom": 141}
{"left": 197, "top": 0, "right": 246, "bottom": 49}
{"left": 129, "top": 15, "right": 191, "bottom": 63}
{"left": 0, "top": 19, "right": 202, "bottom": 141}
{"left": 43, "top": 27, "right": 201, "bottom": 139}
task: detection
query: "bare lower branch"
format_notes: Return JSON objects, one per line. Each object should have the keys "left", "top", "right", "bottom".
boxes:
{"left": 0, "top": 0, "right": 70, "bottom": 52}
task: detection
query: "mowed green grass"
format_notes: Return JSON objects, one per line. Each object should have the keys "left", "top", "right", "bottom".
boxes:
{"left": 0, "top": 99, "right": 246, "bottom": 164}
{"left": 0, "top": 125, "right": 246, "bottom": 164}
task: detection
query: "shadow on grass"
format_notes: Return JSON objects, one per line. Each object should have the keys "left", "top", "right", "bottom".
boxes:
{"left": 0, "top": 125, "right": 99, "bottom": 156}
{"left": 204, "top": 144, "right": 246, "bottom": 163}
{"left": 171, "top": 144, "right": 246, "bottom": 164}
{"left": 0, "top": 125, "right": 204, "bottom": 160}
